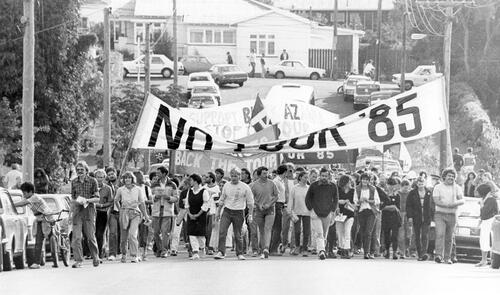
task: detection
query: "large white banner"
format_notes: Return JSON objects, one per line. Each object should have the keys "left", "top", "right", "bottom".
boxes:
{"left": 131, "top": 78, "right": 447, "bottom": 153}
{"left": 178, "top": 99, "right": 340, "bottom": 140}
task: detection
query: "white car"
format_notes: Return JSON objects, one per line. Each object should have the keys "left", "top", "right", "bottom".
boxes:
{"left": 265, "top": 84, "right": 316, "bottom": 105}
{"left": 392, "top": 65, "right": 443, "bottom": 90}
{"left": 267, "top": 60, "right": 326, "bottom": 80}
{"left": 187, "top": 95, "right": 219, "bottom": 109}
{"left": 186, "top": 72, "right": 217, "bottom": 93}
{"left": 340, "top": 75, "right": 372, "bottom": 101}
{"left": 191, "top": 85, "right": 221, "bottom": 106}
{"left": 123, "top": 54, "right": 184, "bottom": 79}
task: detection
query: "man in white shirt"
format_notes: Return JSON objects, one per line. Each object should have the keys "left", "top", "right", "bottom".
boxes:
{"left": 363, "top": 59, "right": 375, "bottom": 78}
{"left": 214, "top": 168, "right": 254, "bottom": 260}
{"left": 5, "top": 163, "right": 22, "bottom": 189}
{"left": 249, "top": 49, "right": 257, "bottom": 78}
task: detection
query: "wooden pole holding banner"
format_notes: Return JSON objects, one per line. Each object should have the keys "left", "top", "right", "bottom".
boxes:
{"left": 144, "top": 23, "right": 151, "bottom": 174}
{"left": 103, "top": 7, "right": 111, "bottom": 168}
{"left": 169, "top": 0, "right": 178, "bottom": 176}
{"left": 440, "top": 6, "right": 453, "bottom": 171}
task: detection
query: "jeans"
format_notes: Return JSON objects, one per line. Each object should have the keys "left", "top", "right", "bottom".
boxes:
{"left": 382, "top": 212, "right": 400, "bottom": 253}
{"left": 281, "top": 208, "right": 292, "bottom": 250}
{"left": 358, "top": 209, "right": 375, "bottom": 255}
{"left": 34, "top": 221, "right": 50, "bottom": 265}
{"left": 253, "top": 206, "right": 275, "bottom": 252}
{"left": 250, "top": 62, "right": 256, "bottom": 77}
{"left": 218, "top": 208, "right": 245, "bottom": 255}
{"left": 120, "top": 210, "right": 141, "bottom": 257}
{"left": 206, "top": 214, "right": 214, "bottom": 248}
{"left": 371, "top": 211, "right": 382, "bottom": 255}
{"left": 95, "top": 211, "right": 108, "bottom": 258}
{"left": 72, "top": 215, "right": 99, "bottom": 262}
{"left": 310, "top": 212, "right": 332, "bottom": 252}
{"left": 397, "top": 213, "right": 411, "bottom": 255}
{"left": 294, "top": 215, "right": 311, "bottom": 252}
{"left": 336, "top": 217, "right": 354, "bottom": 250}
{"left": 108, "top": 212, "right": 120, "bottom": 256}
{"left": 152, "top": 216, "right": 173, "bottom": 255}
{"left": 270, "top": 202, "right": 284, "bottom": 253}
{"left": 435, "top": 212, "right": 457, "bottom": 260}
{"left": 250, "top": 218, "right": 259, "bottom": 252}
{"left": 414, "top": 222, "right": 430, "bottom": 257}
{"left": 326, "top": 224, "right": 337, "bottom": 253}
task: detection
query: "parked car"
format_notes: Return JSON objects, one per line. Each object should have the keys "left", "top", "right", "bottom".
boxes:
{"left": 392, "top": 65, "right": 443, "bottom": 90}
{"left": 265, "top": 83, "right": 316, "bottom": 105}
{"left": 186, "top": 72, "right": 217, "bottom": 93}
{"left": 355, "top": 155, "right": 403, "bottom": 177}
{"left": 369, "top": 90, "right": 400, "bottom": 105}
{"left": 191, "top": 85, "right": 221, "bottom": 106}
{"left": 209, "top": 64, "right": 248, "bottom": 87}
{"left": 180, "top": 56, "right": 213, "bottom": 75}
{"left": 267, "top": 60, "right": 326, "bottom": 80}
{"left": 339, "top": 75, "right": 372, "bottom": 101}
{"left": 187, "top": 96, "right": 219, "bottom": 109}
{"left": 0, "top": 188, "right": 30, "bottom": 271}
{"left": 10, "top": 191, "right": 37, "bottom": 266}
{"left": 353, "top": 81, "right": 381, "bottom": 110}
{"left": 123, "top": 54, "right": 184, "bottom": 79}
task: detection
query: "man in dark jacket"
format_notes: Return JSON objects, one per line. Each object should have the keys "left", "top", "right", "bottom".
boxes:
{"left": 406, "top": 176, "right": 434, "bottom": 261}
{"left": 305, "top": 168, "right": 338, "bottom": 260}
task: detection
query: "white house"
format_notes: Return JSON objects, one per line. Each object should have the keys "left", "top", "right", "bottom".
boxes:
{"left": 111, "top": 0, "right": 364, "bottom": 74}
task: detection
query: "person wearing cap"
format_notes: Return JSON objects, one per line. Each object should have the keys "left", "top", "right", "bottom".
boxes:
{"left": 432, "top": 168, "right": 464, "bottom": 264}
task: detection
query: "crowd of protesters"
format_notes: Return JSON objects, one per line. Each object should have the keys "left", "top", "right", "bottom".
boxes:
{"left": 3, "top": 146, "right": 500, "bottom": 269}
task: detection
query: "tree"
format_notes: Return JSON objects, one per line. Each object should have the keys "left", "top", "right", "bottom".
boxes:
{"left": 0, "top": 0, "right": 103, "bottom": 172}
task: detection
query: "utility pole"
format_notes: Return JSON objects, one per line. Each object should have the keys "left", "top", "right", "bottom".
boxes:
{"left": 22, "top": 0, "right": 35, "bottom": 182}
{"left": 375, "top": 0, "right": 383, "bottom": 81}
{"left": 330, "top": 0, "right": 338, "bottom": 79}
{"left": 169, "top": 0, "right": 178, "bottom": 175}
{"left": 440, "top": 6, "right": 454, "bottom": 170}
{"left": 144, "top": 23, "right": 151, "bottom": 173}
{"left": 400, "top": 1, "right": 407, "bottom": 93}
{"left": 103, "top": 7, "right": 111, "bottom": 168}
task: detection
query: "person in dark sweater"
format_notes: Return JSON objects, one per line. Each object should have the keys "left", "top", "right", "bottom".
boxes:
{"left": 476, "top": 183, "right": 499, "bottom": 267}
{"left": 381, "top": 177, "right": 402, "bottom": 260}
{"left": 406, "top": 176, "right": 434, "bottom": 261}
{"left": 305, "top": 168, "right": 339, "bottom": 260}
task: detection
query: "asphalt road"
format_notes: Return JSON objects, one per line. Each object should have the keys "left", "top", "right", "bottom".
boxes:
{"left": 0, "top": 252, "right": 498, "bottom": 295}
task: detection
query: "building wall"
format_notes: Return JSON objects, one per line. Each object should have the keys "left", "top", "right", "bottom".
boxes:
{"left": 236, "top": 12, "right": 311, "bottom": 73}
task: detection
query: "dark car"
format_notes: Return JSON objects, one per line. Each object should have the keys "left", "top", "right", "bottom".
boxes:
{"left": 353, "top": 81, "right": 381, "bottom": 110}
{"left": 209, "top": 64, "right": 248, "bottom": 87}
{"left": 369, "top": 90, "right": 400, "bottom": 105}
{"left": 180, "top": 56, "right": 213, "bottom": 75}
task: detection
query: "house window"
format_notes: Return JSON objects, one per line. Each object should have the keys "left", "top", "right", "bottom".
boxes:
{"left": 250, "top": 34, "right": 275, "bottom": 56}
{"left": 135, "top": 23, "right": 144, "bottom": 43}
{"left": 189, "top": 29, "right": 236, "bottom": 44}
{"left": 190, "top": 30, "right": 204, "bottom": 43}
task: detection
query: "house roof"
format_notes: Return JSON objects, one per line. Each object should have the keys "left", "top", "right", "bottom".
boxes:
{"left": 273, "top": 0, "right": 395, "bottom": 11}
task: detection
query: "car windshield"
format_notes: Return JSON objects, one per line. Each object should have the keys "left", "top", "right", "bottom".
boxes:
{"left": 193, "top": 87, "right": 217, "bottom": 94}
{"left": 190, "top": 76, "right": 210, "bottom": 82}
{"left": 459, "top": 198, "right": 480, "bottom": 217}
{"left": 356, "top": 84, "right": 379, "bottom": 94}
{"left": 220, "top": 66, "right": 240, "bottom": 72}
{"left": 190, "top": 97, "right": 215, "bottom": 105}
{"left": 42, "top": 198, "right": 59, "bottom": 212}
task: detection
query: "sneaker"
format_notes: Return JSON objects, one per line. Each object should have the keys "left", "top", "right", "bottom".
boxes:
{"left": 142, "top": 254, "right": 147, "bottom": 261}
{"left": 260, "top": 254, "right": 265, "bottom": 259}
{"left": 188, "top": 251, "right": 193, "bottom": 258}
{"left": 422, "top": 254, "right": 429, "bottom": 261}
{"left": 291, "top": 248, "right": 300, "bottom": 256}
{"left": 252, "top": 251, "right": 259, "bottom": 257}
{"left": 393, "top": 255, "right": 399, "bottom": 260}
{"left": 399, "top": 255, "right": 406, "bottom": 260}
{"left": 29, "top": 263, "right": 41, "bottom": 269}
{"left": 237, "top": 255, "right": 246, "bottom": 260}
{"left": 72, "top": 262, "right": 83, "bottom": 268}
{"left": 108, "top": 255, "right": 116, "bottom": 261}
{"left": 364, "top": 254, "right": 370, "bottom": 260}
{"left": 121, "top": 256, "right": 127, "bottom": 263}
{"left": 384, "top": 251, "right": 390, "bottom": 259}
{"left": 170, "top": 250, "right": 177, "bottom": 257}
{"left": 278, "top": 243, "right": 286, "bottom": 254}
{"left": 214, "top": 252, "right": 225, "bottom": 260}
{"left": 302, "top": 252, "right": 309, "bottom": 257}
{"left": 162, "top": 252, "right": 169, "bottom": 258}
{"left": 263, "top": 249, "right": 269, "bottom": 259}
{"left": 190, "top": 253, "right": 200, "bottom": 260}
{"left": 93, "top": 258, "right": 100, "bottom": 267}
{"left": 207, "top": 249, "right": 214, "bottom": 255}
{"left": 451, "top": 257, "right": 458, "bottom": 264}
{"left": 475, "top": 261, "right": 487, "bottom": 267}
{"left": 434, "top": 256, "right": 442, "bottom": 264}
{"left": 444, "top": 259, "right": 453, "bottom": 265}
{"left": 131, "top": 256, "right": 141, "bottom": 263}
{"left": 319, "top": 251, "right": 326, "bottom": 260}
{"left": 369, "top": 254, "right": 375, "bottom": 259}
{"left": 311, "top": 249, "right": 318, "bottom": 255}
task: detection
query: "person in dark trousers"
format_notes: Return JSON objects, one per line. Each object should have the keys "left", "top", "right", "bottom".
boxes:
{"left": 94, "top": 169, "right": 113, "bottom": 259}
{"left": 381, "top": 177, "right": 402, "bottom": 260}
{"left": 354, "top": 173, "right": 380, "bottom": 259}
{"left": 226, "top": 52, "right": 233, "bottom": 64}
{"left": 406, "top": 176, "right": 434, "bottom": 261}
{"left": 260, "top": 53, "right": 266, "bottom": 78}
{"left": 453, "top": 147, "right": 464, "bottom": 174}
{"left": 106, "top": 167, "right": 120, "bottom": 260}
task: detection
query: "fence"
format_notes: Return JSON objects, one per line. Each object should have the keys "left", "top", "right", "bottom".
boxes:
{"left": 308, "top": 49, "right": 352, "bottom": 78}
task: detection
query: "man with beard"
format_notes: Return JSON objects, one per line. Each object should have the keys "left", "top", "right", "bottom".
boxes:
{"left": 305, "top": 168, "right": 339, "bottom": 260}
{"left": 106, "top": 167, "right": 120, "bottom": 261}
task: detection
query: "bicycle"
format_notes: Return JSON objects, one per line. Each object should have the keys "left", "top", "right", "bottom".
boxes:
{"left": 42, "top": 209, "right": 70, "bottom": 268}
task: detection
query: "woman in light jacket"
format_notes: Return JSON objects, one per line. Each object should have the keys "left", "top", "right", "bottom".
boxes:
{"left": 476, "top": 183, "right": 499, "bottom": 267}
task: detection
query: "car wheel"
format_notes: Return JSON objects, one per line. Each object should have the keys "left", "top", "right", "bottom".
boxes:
{"left": 215, "top": 79, "right": 222, "bottom": 86}
{"left": 310, "top": 72, "right": 320, "bottom": 80}
{"left": 3, "top": 242, "right": 13, "bottom": 271}
{"left": 275, "top": 71, "right": 285, "bottom": 79}
{"left": 404, "top": 81, "right": 413, "bottom": 90}
{"left": 26, "top": 240, "right": 35, "bottom": 267}
{"left": 49, "top": 234, "right": 59, "bottom": 268}
{"left": 13, "top": 244, "right": 26, "bottom": 269}
{"left": 162, "top": 68, "right": 173, "bottom": 79}
{"left": 123, "top": 69, "right": 129, "bottom": 79}
{"left": 337, "top": 85, "right": 344, "bottom": 94}
{"left": 238, "top": 82, "right": 244, "bottom": 87}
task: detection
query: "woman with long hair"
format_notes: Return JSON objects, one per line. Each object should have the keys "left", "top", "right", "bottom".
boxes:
{"left": 354, "top": 173, "right": 380, "bottom": 259}
{"left": 336, "top": 175, "right": 356, "bottom": 259}
{"left": 463, "top": 172, "right": 476, "bottom": 197}
{"left": 34, "top": 168, "right": 50, "bottom": 194}
{"left": 185, "top": 174, "right": 210, "bottom": 260}
{"left": 114, "top": 172, "right": 151, "bottom": 263}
